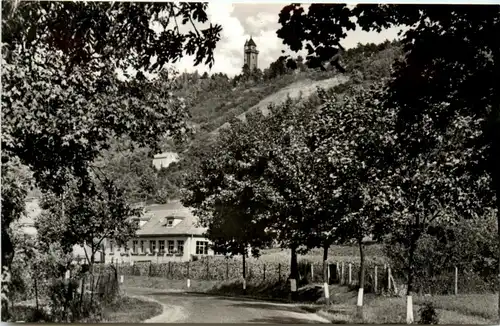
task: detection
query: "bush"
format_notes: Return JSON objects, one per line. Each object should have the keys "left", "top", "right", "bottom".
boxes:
{"left": 48, "top": 278, "right": 101, "bottom": 322}
{"left": 384, "top": 215, "right": 497, "bottom": 295}
{"left": 419, "top": 302, "right": 439, "bottom": 324}
{"left": 8, "top": 305, "right": 51, "bottom": 322}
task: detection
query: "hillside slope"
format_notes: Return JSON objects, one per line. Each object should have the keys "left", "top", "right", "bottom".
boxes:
{"left": 211, "top": 75, "right": 350, "bottom": 135}
{"left": 26, "top": 42, "right": 403, "bottom": 203}
{"left": 186, "top": 70, "right": 341, "bottom": 136}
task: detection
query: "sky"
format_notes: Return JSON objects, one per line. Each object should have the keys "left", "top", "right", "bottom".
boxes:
{"left": 171, "top": 3, "right": 404, "bottom": 77}
{"left": 120, "top": 3, "right": 404, "bottom": 80}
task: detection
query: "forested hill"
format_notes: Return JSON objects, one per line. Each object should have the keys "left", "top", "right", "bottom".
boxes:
{"left": 175, "top": 40, "right": 402, "bottom": 142}
{"left": 95, "top": 40, "right": 404, "bottom": 205}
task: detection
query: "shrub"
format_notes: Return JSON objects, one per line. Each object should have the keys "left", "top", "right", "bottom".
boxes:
{"left": 384, "top": 215, "right": 497, "bottom": 295}
{"left": 8, "top": 305, "right": 51, "bottom": 322}
{"left": 419, "top": 302, "right": 439, "bottom": 324}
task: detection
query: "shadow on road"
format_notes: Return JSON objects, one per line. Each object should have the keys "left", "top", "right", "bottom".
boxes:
{"left": 228, "top": 302, "right": 306, "bottom": 314}
{"left": 142, "top": 291, "right": 258, "bottom": 301}
{"left": 247, "top": 316, "right": 327, "bottom": 324}
{"left": 142, "top": 290, "right": 291, "bottom": 304}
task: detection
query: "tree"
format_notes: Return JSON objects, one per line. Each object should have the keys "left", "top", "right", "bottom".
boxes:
{"left": 247, "top": 100, "right": 324, "bottom": 300}
{"left": 252, "top": 68, "right": 263, "bottom": 81}
{"left": 1, "top": 157, "right": 32, "bottom": 270}
{"left": 1, "top": 2, "right": 222, "bottom": 317}
{"left": 306, "top": 84, "right": 396, "bottom": 314}
{"left": 96, "top": 143, "right": 177, "bottom": 205}
{"left": 277, "top": 4, "right": 500, "bottom": 322}
{"left": 182, "top": 116, "right": 274, "bottom": 289}
{"left": 36, "top": 176, "right": 141, "bottom": 269}
{"left": 267, "top": 56, "right": 289, "bottom": 79}
{"left": 1, "top": 157, "right": 33, "bottom": 317}
{"left": 385, "top": 211, "right": 498, "bottom": 295}
{"left": 2, "top": 1, "right": 222, "bottom": 73}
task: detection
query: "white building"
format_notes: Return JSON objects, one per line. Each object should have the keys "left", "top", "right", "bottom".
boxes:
{"left": 103, "top": 200, "right": 214, "bottom": 264}
{"left": 152, "top": 151, "right": 179, "bottom": 170}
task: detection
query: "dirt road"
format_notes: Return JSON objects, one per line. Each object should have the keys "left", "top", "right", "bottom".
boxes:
{"left": 126, "top": 287, "right": 330, "bottom": 324}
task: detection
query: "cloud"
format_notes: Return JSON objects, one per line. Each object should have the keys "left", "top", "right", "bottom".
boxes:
{"left": 245, "top": 12, "right": 278, "bottom": 33}
{"left": 119, "top": 4, "right": 403, "bottom": 79}
{"left": 172, "top": 3, "right": 309, "bottom": 77}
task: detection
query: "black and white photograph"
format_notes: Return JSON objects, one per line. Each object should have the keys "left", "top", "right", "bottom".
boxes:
{"left": 1, "top": 1, "right": 499, "bottom": 324}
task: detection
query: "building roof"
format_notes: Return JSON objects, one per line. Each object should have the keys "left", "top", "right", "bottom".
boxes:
{"left": 247, "top": 37, "right": 256, "bottom": 47}
{"left": 136, "top": 200, "right": 207, "bottom": 237}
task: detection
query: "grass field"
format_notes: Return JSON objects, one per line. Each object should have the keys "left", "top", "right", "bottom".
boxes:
{"left": 102, "top": 296, "right": 163, "bottom": 322}
{"left": 316, "top": 294, "right": 497, "bottom": 324}
{"left": 10, "top": 295, "right": 162, "bottom": 323}
{"left": 232, "top": 244, "right": 387, "bottom": 265}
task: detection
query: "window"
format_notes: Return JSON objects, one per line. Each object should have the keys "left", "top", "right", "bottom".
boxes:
{"left": 166, "top": 219, "right": 174, "bottom": 227}
{"left": 109, "top": 240, "right": 114, "bottom": 251}
{"left": 140, "top": 240, "right": 144, "bottom": 254}
{"left": 159, "top": 240, "right": 165, "bottom": 254}
{"left": 132, "top": 240, "right": 138, "bottom": 253}
{"left": 177, "top": 240, "right": 184, "bottom": 255}
{"left": 168, "top": 240, "right": 175, "bottom": 254}
{"left": 196, "top": 241, "right": 208, "bottom": 255}
{"left": 150, "top": 240, "right": 156, "bottom": 253}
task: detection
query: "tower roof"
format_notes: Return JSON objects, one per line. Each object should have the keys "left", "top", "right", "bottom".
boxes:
{"left": 247, "top": 37, "right": 256, "bottom": 47}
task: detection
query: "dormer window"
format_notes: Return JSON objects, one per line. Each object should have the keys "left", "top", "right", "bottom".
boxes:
{"left": 166, "top": 219, "right": 174, "bottom": 227}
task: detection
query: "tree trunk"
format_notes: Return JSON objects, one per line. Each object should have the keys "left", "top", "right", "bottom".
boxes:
{"left": 323, "top": 244, "right": 329, "bottom": 283}
{"left": 322, "top": 243, "right": 330, "bottom": 304}
{"left": 406, "top": 227, "right": 419, "bottom": 324}
{"left": 290, "top": 244, "right": 298, "bottom": 301}
{"left": 242, "top": 246, "right": 247, "bottom": 293}
{"left": 491, "top": 148, "right": 500, "bottom": 324}
{"left": 497, "top": 190, "right": 500, "bottom": 324}
{"left": 356, "top": 239, "right": 366, "bottom": 320}
{"left": 1, "top": 228, "right": 13, "bottom": 321}
{"left": 90, "top": 253, "right": 95, "bottom": 294}
{"left": 491, "top": 38, "right": 500, "bottom": 326}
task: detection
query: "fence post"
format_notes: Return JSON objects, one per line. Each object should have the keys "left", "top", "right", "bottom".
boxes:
{"left": 348, "top": 263, "right": 352, "bottom": 285}
{"left": 454, "top": 266, "right": 458, "bottom": 295}
{"left": 310, "top": 263, "right": 314, "bottom": 282}
{"left": 263, "top": 264, "right": 266, "bottom": 282}
{"left": 206, "top": 258, "right": 210, "bottom": 280}
{"left": 34, "top": 275, "right": 39, "bottom": 310}
{"left": 187, "top": 261, "right": 191, "bottom": 288}
{"left": 374, "top": 266, "right": 378, "bottom": 294}
{"left": 278, "top": 263, "right": 282, "bottom": 283}
{"left": 387, "top": 266, "right": 392, "bottom": 292}
{"left": 79, "top": 277, "right": 85, "bottom": 308}
{"left": 168, "top": 261, "right": 172, "bottom": 278}
{"left": 341, "top": 262, "right": 345, "bottom": 285}
{"left": 226, "top": 260, "right": 229, "bottom": 280}
{"left": 149, "top": 261, "right": 152, "bottom": 277}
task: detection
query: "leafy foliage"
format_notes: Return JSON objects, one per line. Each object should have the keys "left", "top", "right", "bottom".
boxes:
{"left": 2, "top": 1, "right": 222, "bottom": 72}
{"left": 419, "top": 302, "right": 439, "bottom": 325}
{"left": 182, "top": 114, "right": 276, "bottom": 261}
{"left": 36, "top": 176, "right": 141, "bottom": 265}
{"left": 2, "top": 3, "right": 221, "bottom": 313}
{"left": 277, "top": 4, "right": 499, "bottom": 308}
